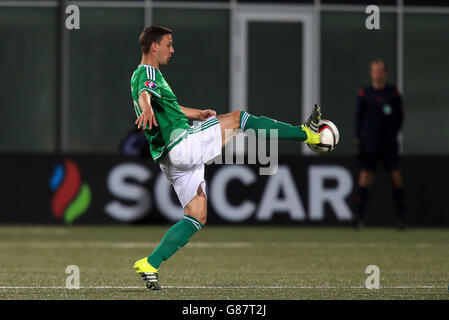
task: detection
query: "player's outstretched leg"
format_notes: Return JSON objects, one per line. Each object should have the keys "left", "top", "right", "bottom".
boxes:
{"left": 217, "top": 105, "right": 322, "bottom": 147}
{"left": 240, "top": 104, "right": 321, "bottom": 144}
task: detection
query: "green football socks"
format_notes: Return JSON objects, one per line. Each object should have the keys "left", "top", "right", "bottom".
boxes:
{"left": 239, "top": 111, "right": 307, "bottom": 141}
{"left": 147, "top": 215, "right": 203, "bottom": 269}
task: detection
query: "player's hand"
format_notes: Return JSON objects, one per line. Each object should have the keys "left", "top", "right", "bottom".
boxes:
{"left": 199, "top": 109, "right": 216, "bottom": 121}
{"left": 135, "top": 107, "right": 158, "bottom": 130}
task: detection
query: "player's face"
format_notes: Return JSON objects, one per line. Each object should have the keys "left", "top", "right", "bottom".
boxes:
{"left": 157, "top": 34, "right": 175, "bottom": 66}
{"left": 370, "top": 62, "right": 387, "bottom": 84}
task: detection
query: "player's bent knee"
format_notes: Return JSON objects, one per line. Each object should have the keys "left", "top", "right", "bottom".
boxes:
{"left": 234, "top": 109, "right": 243, "bottom": 117}
{"left": 195, "top": 205, "right": 207, "bottom": 226}
{"left": 185, "top": 188, "right": 207, "bottom": 226}
{"left": 199, "top": 213, "right": 207, "bottom": 226}
{"left": 218, "top": 110, "right": 242, "bottom": 130}
{"left": 233, "top": 110, "right": 243, "bottom": 127}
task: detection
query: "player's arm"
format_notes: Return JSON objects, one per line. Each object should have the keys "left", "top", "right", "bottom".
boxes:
{"left": 179, "top": 105, "right": 216, "bottom": 121}
{"left": 355, "top": 89, "right": 366, "bottom": 146}
{"left": 392, "top": 89, "right": 404, "bottom": 135}
{"left": 136, "top": 91, "right": 158, "bottom": 130}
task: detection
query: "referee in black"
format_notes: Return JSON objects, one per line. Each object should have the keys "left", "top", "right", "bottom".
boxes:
{"left": 354, "top": 59, "right": 406, "bottom": 229}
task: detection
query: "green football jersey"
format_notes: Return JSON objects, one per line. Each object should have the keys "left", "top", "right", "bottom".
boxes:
{"left": 130, "top": 64, "right": 190, "bottom": 163}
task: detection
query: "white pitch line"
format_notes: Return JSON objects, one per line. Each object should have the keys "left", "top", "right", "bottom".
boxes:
{"left": 0, "top": 285, "right": 445, "bottom": 290}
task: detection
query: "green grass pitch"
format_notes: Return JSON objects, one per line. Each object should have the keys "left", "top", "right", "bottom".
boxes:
{"left": 0, "top": 226, "right": 448, "bottom": 300}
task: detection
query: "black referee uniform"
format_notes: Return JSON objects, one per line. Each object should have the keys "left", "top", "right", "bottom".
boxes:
{"left": 355, "top": 84, "right": 406, "bottom": 228}
{"left": 356, "top": 84, "right": 403, "bottom": 171}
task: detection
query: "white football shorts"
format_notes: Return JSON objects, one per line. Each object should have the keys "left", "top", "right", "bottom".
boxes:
{"left": 158, "top": 116, "right": 222, "bottom": 208}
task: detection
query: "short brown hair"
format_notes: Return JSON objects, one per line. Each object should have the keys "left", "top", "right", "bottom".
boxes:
{"left": 139, "top": 26, "right": 172, "bottom": 54}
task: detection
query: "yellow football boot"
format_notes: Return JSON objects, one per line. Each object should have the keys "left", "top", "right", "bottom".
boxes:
{"left": 302, "top": 125, "right": 321, "bottom": 145}
{"left": 133, "top": 257, "right": 161, "bottom": 290}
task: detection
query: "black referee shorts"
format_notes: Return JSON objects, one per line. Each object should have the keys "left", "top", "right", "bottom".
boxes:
{"left": 358, "top": 137, "right": 401, "bottom": 172}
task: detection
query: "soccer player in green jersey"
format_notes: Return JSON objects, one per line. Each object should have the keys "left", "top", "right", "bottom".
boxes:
{"left": 132, "top": 26, "right": 322, "bottom": 290}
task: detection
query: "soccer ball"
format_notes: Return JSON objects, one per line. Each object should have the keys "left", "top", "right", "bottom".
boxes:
{"left": 307, "top": 119, "right": 339, "bottom": 154}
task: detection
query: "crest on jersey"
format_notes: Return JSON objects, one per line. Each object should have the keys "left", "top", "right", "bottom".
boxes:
{"left": 145, "top": 81, "right": 157, "bottom": 89}
{"left": 383, "top": 104, "right": 392, "bottom": 115}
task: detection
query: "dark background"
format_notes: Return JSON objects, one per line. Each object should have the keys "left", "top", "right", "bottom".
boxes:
{"left": 0, "top": 0, "right": 447, "bottom": 226}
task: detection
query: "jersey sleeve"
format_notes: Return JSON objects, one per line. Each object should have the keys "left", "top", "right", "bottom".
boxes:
{"left": 137, "top": 66, "right": 162, "bottom": 98}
